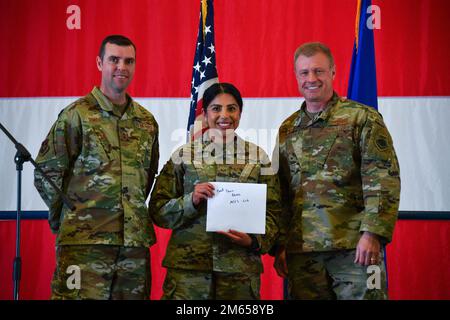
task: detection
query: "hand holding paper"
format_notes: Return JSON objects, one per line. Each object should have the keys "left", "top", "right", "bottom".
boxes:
{"left": 192, "top": 182, "right": 215, "bottom": 207}
{"left": 216, "top": 229, "right": 252, "bottom": 247}
{"left": 206, "top": 182, "right": 267, "bottom": 234}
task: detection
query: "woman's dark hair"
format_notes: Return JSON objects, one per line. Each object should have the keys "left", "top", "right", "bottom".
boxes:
{"left": 202, "top": 83, "right": 243, "bottom": 113}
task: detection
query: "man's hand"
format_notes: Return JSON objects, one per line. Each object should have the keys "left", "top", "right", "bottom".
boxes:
{"left": 217, "top": 229, "right": 252, "bottom": 247}
{"left": 354, "top": 231, "right": 381, "bottom": 266}
{"left": 274, "top": 246, "right": 288, "bottom": 278}
{"left": 192, "top": 182, "right": 215, "bottom": 207}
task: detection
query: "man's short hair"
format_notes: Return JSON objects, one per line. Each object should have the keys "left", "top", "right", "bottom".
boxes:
{"left": 98, "top": 35, "right": 136, "bottom": 60}
{"left": 294, "top": 42, "right": 335, "bottom": 69}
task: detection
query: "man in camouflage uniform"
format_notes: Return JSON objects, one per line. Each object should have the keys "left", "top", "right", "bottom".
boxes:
{"left": 273, "top": 42, "right": 400, "bottom": 299}
{"left": 34, "top": 35, "right": 159, "bottom": 299}
{"left": 149, "top": 83, "right": 280, "bottom": 299}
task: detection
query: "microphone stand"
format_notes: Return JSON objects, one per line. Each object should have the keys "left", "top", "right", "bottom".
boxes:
{"left": 0, "top": 122, "right": 75, "bottom": 300}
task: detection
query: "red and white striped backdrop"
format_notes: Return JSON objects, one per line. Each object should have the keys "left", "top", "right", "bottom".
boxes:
{"left": 1, "top": 0, "right": 450, "bottom": 300}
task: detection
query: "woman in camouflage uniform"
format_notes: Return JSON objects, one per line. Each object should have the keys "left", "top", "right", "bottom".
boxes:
{"left": 149, "top": 83, "right": 281, "bottom": 299}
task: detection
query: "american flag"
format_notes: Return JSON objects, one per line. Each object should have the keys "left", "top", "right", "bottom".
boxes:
{"left": 187, "top": 0, "right": 219, "bottom": 141}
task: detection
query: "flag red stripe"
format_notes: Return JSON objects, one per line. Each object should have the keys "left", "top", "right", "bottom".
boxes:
{"left": 1, "top": 0, "right": 449, "bottom": 97}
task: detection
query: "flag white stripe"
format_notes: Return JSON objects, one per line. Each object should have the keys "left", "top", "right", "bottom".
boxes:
{"left": 1, "top": 96, "right": 449, "bottom": 212}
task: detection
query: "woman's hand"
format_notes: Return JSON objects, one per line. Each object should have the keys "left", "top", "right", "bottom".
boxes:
{"left": 192, "top": 182, "right": 215, "bottom": 207}
{"left": 217, "top": 229, "right": 252, "bottom": 247}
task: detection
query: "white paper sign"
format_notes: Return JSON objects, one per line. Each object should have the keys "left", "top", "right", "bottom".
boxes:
{"left": 206, "top": 182, "right": 267, "bottom": 234}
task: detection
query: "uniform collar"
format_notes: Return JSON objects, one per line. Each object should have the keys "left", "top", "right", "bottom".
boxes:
{"left": 294, "top": 92, "right": 340, "bottom": 127}
{"left": 90, "top": 86, "right": 137, "bottom": 119}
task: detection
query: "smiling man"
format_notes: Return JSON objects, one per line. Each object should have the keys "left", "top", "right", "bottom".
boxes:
{"left": 272, "top": 42, "right": 401, "bottom": 299}
{"left": 34, "top": 35, "right": 159, "bottom": 299}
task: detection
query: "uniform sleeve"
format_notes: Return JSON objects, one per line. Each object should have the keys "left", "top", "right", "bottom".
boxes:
{"left": 34, "top": 108, "right": 81, "bottom": 234}
{"left": 269, "top": 133, "right": 293, "bottom": 253}
{"left": 146, "top": 121, "right": 159, "bottom": 197}
{"left": 359, "top": 112, "right": 401, "bottom": 243}
{"left": 258, "top": 160, "right": 282, "bottom": 255}
{"left": 149, "top": 158, "right": 201, "bottom": 230}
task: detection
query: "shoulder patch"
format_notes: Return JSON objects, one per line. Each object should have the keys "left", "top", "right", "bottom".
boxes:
{"left": 375, "top": 135, "right": 389, "bottom": 151}
{"left": 39, "top": 138, "right": 50, "bottom": 156}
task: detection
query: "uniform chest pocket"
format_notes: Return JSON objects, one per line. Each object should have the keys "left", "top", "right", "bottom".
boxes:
{"left": 286, "top": 134, "right": 303, "bottom": 179}
{"left": 137, "top": 133, "right": 154, "bottom": 170}
{"left": 183, "top": 163, "right": 209, "bottom": 192}
{"left": 79, "top": 128, "right": 112, "bottom": 171}
{"left": 308, "top": 127, "right": 339, "bottom": 167}
{"left": 117, "top": 122, "right": 154, "bottom": 170}
{"left": 128, "top": 117, "right": 157, "bottom": 170}
{"left": 309, "top": 126, "right": 355, "bottom": 172}
{"left": 239, "top": 163, "right": 260, "bottom": 183}
{"left": 326, "top": 126, "right": 355, "bottom": 169}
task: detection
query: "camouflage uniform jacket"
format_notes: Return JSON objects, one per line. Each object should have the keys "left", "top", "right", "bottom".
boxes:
{"left": 275, "top": 93, "right": 400, "bottom": 253}
{"left": 149, "top": 133, "right": 281, "bottom": 273}
{"left": 34, "top": 87, "right": 159, "bottom": 247}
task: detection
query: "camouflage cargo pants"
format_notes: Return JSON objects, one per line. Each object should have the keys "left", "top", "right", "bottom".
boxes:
{"left": 51, "top": 245, "right": 151, "bottom": 300}
{"left": 161, "top": 268, "right": 260, "bottom": 300}
{"left": 287, "top": 249, "right": 388, "bottom": 300}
